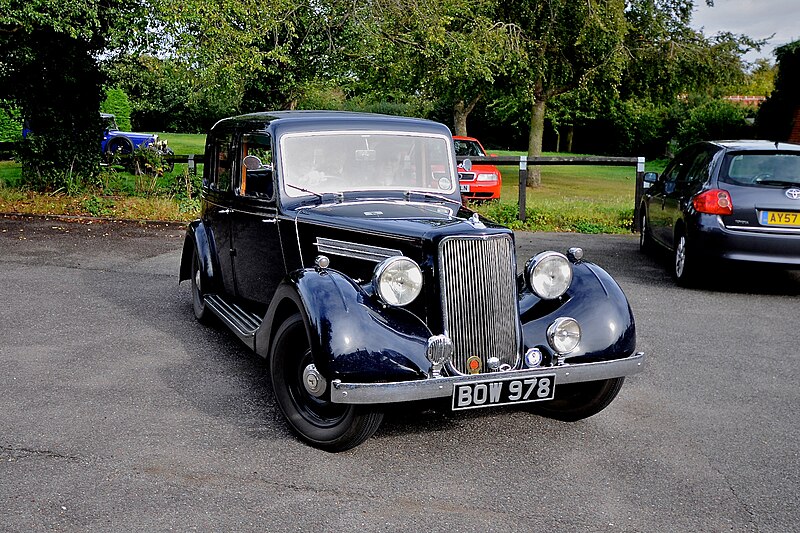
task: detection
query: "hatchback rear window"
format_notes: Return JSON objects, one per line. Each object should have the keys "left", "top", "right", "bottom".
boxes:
{"left": 721, "top": 152, "right": 800, "bottom": 187}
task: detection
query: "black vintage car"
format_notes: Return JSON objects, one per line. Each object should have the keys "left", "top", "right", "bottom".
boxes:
{"left": 179, "top": 111, "right": 644, "bottom": 451}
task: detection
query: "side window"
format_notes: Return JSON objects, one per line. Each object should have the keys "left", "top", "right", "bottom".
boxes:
{"left": 661, "top": 148, "right": 696, "bottom": 194}
{"left": 238, "top": 133, "right": 274, "bottom": 200}
{"left": 682, "top": 147, "right": 716, "bottom": 189}
{"left": 211, "top": 134, "right": 234, "bottom": 192}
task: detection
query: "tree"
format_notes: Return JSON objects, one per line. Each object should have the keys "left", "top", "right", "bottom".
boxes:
{"left": 499, "top": 0, "right": 628, "bottom": 185}
{"left": 0, "top": 1, "right": 145, "bottom": 190}
{"left": 349, "top": 0, "right": 518, "bottom": 137}
{"left": 756, "top": 40, "right": 800, "bottom": 141}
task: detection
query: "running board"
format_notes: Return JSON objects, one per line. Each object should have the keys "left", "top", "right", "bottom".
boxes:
{"left": 204, "top": 294, "right": 262, "bottom": 350}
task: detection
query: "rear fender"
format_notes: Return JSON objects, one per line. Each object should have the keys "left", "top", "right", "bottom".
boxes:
{"left": 256, "top": 269, "right": 432, "bottom": 383}
{"left": 179, "top": 221, "right": 215, "bottom": 289}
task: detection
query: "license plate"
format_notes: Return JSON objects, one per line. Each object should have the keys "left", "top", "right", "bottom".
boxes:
{"left": 452, "top": 374, "right": 556, "bottom": 410}
{"left": 760, "top": 210, "right": 800, "bottom": 226}
{"left": 460, "top": 184, "right": 470, "bottom": 192}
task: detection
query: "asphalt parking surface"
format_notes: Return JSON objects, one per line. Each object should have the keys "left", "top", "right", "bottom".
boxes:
{"left": 1, "top": 214, "right": 798, "bottom": 532}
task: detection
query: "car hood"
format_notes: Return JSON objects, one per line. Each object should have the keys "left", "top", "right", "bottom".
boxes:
{"left": 461, "top": 163, "right": 500, "bottom": 174}
{"left": 104, "top": 130, "right": 155, "bottom": 142}
{"left": 294, "top": 200, "right": 505, "bottom": 241}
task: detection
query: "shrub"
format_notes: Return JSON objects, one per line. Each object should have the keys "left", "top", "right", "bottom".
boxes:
{"left": 674, "top": 99, "right": 752, "bottom": 150}
{"left": 101, "top": 88, "right": 133, "bottom": 131}
{"left": 0, "top": 103, "right": 22, "bottom": 142}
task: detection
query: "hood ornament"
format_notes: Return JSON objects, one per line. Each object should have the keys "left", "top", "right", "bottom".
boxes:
{"left": 786, "top": 188, "right": 800, "bottom": 200}
{"left": 468, "top": 212, "right": 486, "bottom": 229}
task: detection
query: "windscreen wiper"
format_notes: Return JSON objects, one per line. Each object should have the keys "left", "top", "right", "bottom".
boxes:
{"left": 753, "top": 178, "right": 800, "bottom": 187}
{"left": 286, "top": 183, "right": 323, "bottom": 199}
{"left": 404, "top": 190, "right": 461, "bottom": 205}
{"left": 286, "top": 183, "right": 344, "bottom": 204}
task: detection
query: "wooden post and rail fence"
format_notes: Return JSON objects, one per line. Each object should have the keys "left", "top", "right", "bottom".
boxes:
{"left": 0, "top": 143, "right": 647, "bottom": 232}
{"left": 457, "top": 155, "right": 646, "bottom": 230}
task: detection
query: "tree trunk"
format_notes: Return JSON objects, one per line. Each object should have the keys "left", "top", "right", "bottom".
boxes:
{"left": 526, "top": 95, "right": 546, "bottom": 187}
{"left": 453, "top": 94, "right": 481, "bottom": 137}
{"left": 453, "top": 102, "right": 468, "bottom": 137}
{"left": 565, "top": 124, "right": 574, "bottom": 153}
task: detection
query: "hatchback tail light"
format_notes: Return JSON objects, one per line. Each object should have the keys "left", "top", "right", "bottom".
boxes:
{"left": 693, "top": 189, "right": 733, "bottom": 215}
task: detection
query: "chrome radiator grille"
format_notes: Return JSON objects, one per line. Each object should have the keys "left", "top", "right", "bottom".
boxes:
{"left": 438, "top": 235, "right": 520, "bottom": 374}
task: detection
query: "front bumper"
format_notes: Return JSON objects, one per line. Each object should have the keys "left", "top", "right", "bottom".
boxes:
{"left": 330, "top": 351, "right": 644, "bottom": 404}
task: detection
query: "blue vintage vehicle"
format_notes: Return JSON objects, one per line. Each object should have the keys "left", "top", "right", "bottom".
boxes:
{"left": 179, "top": 111, "right": 644, "bottom": 451}
{"left": 100, "top": 113, "right": 172, "bottom": 165}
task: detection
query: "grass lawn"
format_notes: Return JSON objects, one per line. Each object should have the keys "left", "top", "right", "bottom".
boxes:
{"left": 0, "top": 135, "right": 665, "bottom": 232}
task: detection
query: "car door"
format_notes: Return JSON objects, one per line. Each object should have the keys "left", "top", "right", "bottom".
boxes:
{"left": 667, "top": 146, "right": 716, "bottom": 240}
{"left": 203, "top": 131, "right": 237, "bottom": 296}
{"left": 229, "top": 133, "right": 286, "bottom": 307}
{"left": 650, "top": 147, "right": 695, "bottom": 247}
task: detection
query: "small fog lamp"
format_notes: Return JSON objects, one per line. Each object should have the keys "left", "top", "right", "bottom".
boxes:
{"left": 547, "top": 317, "right": 581, "bottom": 355}
{"left": 426, "top": 335, "right": 453, "bottom": 377}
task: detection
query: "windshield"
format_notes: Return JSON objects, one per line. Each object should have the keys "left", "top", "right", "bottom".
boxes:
{"left": 102, "top": 115, "right": 119, "bottom": 131}
{"left": 454, "top": 139, "right": 485, "bottom": 157}
{"left": 280, "top": 131, "right": 456, "bottom": 197}
{"left": 721, "top": 152, "right": 800, "bottom": 186}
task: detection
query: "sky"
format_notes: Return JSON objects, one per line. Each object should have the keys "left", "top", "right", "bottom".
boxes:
{"left": 691, "top": 0, "right": 800, "bottom": 63}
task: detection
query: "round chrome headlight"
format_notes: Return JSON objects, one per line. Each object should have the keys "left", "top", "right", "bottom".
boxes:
{"left": 373, "top": 256, "right": 423, "bottom": 306}
{"left": 547, "top": 317, "right": 581, "bottom": 354}
{"left": 526, "top": 251, "right": 573, "bottom": 300}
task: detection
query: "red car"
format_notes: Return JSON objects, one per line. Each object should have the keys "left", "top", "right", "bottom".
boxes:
{"left": 453, "top": 135, "right": 502, "bottom": 200}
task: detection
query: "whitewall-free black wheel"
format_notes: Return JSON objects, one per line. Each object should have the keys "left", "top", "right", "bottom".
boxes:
{"left": 530, "top": 377, "right": 625, "bottom": 422}
{"left": 190, "top": 248, "right": 212, "bottom": 323}
{"left": 270, "top": 313, "right": 383, "bottom": 452}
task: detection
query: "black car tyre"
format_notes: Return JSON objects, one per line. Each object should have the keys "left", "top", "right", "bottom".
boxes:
{"left": 673, "top": 230, "right": 697, "bottom": 286}
{"left": 190, "top": 248, "right": 212, "bottom": 324}
{"left": 639, "top": 210, "right": 654, "bottom": 253}
{"left": 530, "top": 377, "right": 625, "bottom": 422}
{"left": 270, "top": 313, "right": 383, "bottom": 452}
{"left": 104, "top": 137, "right": 134, "bottom": 164}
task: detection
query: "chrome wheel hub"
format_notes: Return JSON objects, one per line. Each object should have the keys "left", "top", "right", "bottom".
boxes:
{"left": 302, "top": 364, "right": 327, "bottom": 397}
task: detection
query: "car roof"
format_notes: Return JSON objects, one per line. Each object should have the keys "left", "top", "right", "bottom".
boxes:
{"left": 453, "top": 135, "right": 479, "bottom": 142}
{"left": 708, "top": 140, "right": 800, "bottom": 152}
{"left": 210, "top": 110, "right": 451, "bottom": 137}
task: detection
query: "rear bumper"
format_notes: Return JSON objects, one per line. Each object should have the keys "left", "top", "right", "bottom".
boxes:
{"left": 330, "top": 351, "right": 644, "bottom": 404}
{"left": 694, "top": 215, "right": 800, "bottom": 266}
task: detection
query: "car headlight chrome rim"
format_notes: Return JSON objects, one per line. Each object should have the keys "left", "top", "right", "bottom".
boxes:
{"left": 373, "top": 256, "right": 423, "bottom": 306}
{"left": 526, "top": 251, "right": 573, "bottom": 299}
{"left": 547, "top": 317, "right": 581, "bottom": 354}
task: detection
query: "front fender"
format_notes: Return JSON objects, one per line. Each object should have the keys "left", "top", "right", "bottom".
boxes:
{"left": 519, "top": 261, "right": 636, "bottom": 364}
{"left": 256, "top": 268, "right": 433, "bottom": 383}
{"left": 179, "top": 220, "right": 214, "bottom": 287}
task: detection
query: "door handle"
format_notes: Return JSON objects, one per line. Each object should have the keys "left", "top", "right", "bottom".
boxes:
{"left": 261, "top": 218, "right": 276, "bottom": 224}
{"left": 218, "top": 209, "right": 232, "bottom": 214}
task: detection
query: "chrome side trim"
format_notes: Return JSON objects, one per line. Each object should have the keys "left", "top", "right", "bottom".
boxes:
{"left": 330, "top": 352, "right": 645, "bottom": 404}
{"left": 315, "top": 237, "right": 402, "bottom": 262}
{"left": 723, "top": 223, "right": 800, "bottom": 235}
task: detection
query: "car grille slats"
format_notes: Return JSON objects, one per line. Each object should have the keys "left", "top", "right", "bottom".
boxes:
{"left": 439, "top": 235, "right": 520, "bottom": 374}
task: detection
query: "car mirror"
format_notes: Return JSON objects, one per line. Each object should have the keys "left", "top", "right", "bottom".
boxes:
{"left": 460, "top": 159, "right": 473, "bottom": 172}
{"left": 643, "top": 171, "right": 658, "bottom": 184}
{"left": 243, "top": 154, "right": 262, "bottom": 171}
